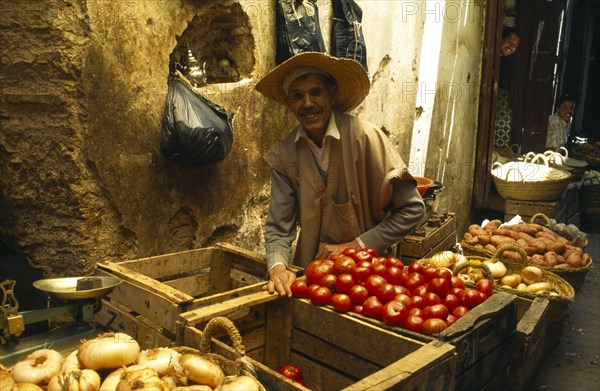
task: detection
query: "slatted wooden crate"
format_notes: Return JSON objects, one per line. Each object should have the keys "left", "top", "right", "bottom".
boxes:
{"left": 344, "top": 291, "right": 517, "bottom": 391}
{"left": 508, "top": 297, "right": 554, "bottom": 391}
{"left": 177, "top": 291, "right": 457, "bottom": 391}
{"left": 94, "top": 243, "right": 294, "bottom": 342}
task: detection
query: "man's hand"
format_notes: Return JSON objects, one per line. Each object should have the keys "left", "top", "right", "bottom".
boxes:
{"left": 316, "top": 240, "right": 360, "bottom": 260}
{"left": 263, "top": 264, "right": 296, "bottom": 297}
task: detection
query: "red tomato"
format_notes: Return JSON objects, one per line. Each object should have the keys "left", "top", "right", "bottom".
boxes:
{"left": 403, "top": 314, "right": 425, "bottom": 333}
{"left": 364, "top": 274, "right": 387, "bottom": 296}
{"left": 280, "top": 364, "right": 302, "bottom": 380}
{"left": 372, "top": 262, "right": 388, "bottom": 276}
{"left": 422, "top": 266, "right": 438, "bottom": 282}
{"left": 412, "top": 285, "right": 428, "bottom": 297}
{"left": 307, "top": 283, "right": 320, "bottom": 297}
{"left": 306, "top": 260, "right": 334, "bottom": 285}
{"left": 428, "top": 277, "right": 450, "bottom": 297}
{"left": 407, "top": 262, "right": 424, "bottom": 274}
{"left": 393, "top": 285, "right": 411, "bottom": 296}
{"left": 446, "top": 314, "right": 458, "bottom": 327}
{"left": 435, "top": 268, "right": 453, "bottom": 281}
{"left": 352, "top": 266, "right": 372, "bottom": 285}
{"left": 351, "top": 304, "right": 363, "bottom": 315}
{"left": 460, "top": 288, "right": 483, "bottom": 308}
{"left": 371, "top": 256, "right": 387, "bottom": 265}
{"left": 421, "top": 292, "right": 442, "bottom": 307}
{"left": 364, "top": 247, "right": 379, "bottom": 257}
{"left": 450, "top": 276, "right": 466, "bottom": 290}
{"left": 334, "top": 273, "right": 356, "bottom": 294}
{"left": 422, "top": 304, "right": 450, "bottom": 320}
{"left": 333, "top": 255, "right": 356, "bottom": 275}
{"left": 410, "top": 295, "right": 426, "bottom": 309}
{"left": 331, "top": 293, "right": 352, "bottom": 312}
{"left": 422, "top": 318, "right": 448, "bottom": 335}
{"left": 452, "top": 305, "right": 470, "bottom": 319}
{"left": 376, "top": 283, "right": 398, "bottom": 304}
{"left": 329, "top": 253, "right": 345, "bottom": 261}
{"left": 383, "top": 266, "right": 404, "bottom": 285}
{"left": 409, "top": 307, "right": 423, "bottom": 317}
{"left": 405, "top": 272, "right": 426, "bottom": 292}
{"left": 362, "top": 296, "right": 384, "bottom": 320}
{"left": 394, "top": 293, "right": 412, "bottom": 308}
{"left": 442, "top": 293, "right": 461, "bottom": 312}
{"left": 382, "top": 300, "right": 409, "bottom": 325}
{"left": 450, "top": 287, "right": 465, "bottom": 297}
{"left": 310, "top": 286, "right": 332, "bottom": 306}
{"left": 342, "top": 248, "right": 359, "bottom": 260}
{"left": 319, "top": 273, "right": 337, "bottom": 290}
{"left": 290, "top": 279, "right": 308, "bottom": 298}
{"left": 354, "top": 250, "right": 374, "bottom": 264}
{"left": 349, "top": 284, "right": 369, "bottom": 304}
{"left": 385, "top": 256, "right": 404, "bottom": 268}
{"left": 475, "top": 278, "right": 494, "bottom": 297}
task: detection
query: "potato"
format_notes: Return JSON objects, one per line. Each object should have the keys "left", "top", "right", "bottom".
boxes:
{"left": 565, "top": 253, "right": 582, "bottom": 268}
{"left": 490, "top": 235, "right": 516, "bottom": 247}
{"left": 478, "top": 235, "right": 491, "bottom": 245}
{"left": 510, "top": 224, "right": 538, "bottom": 235}
{"left": 582, "top": 253, "right": 591, "bottom": 266}
{"left": 529, "top": 254, "right": 546, "bottom": 266}
{"left": 516, "top": 232, "right": 535, "bottom": 242}
{"left": 484, "top": 219, "right": 502, "bottom": 231}
{"left": 463, "top": 232, "right": 473, "bottom": 240}
{"left": 500, "top": 273, "right": 522, "bottom": 288}
{"left": 547, "top": 242, "right": 567, "bottom": 255}
{"left": 501, "top": 250, "right": 523, "bottom": 261}
{"left": 521, "top": 266, "right": 543, "bottom": 284}
{"left": 543, "top": 251, "right": 558, "bottom": 267}
{"left": 529, "top": 239, "right": 547, "bottom": 254}
{"left": 468, "top": 224, "right": 488, "bottom": 237}
{"left": 484, "top": 244, "right": 498, "bottom": 253}
{"left": 491, "top": 228, "right": 512, "bottom": 237}
{"left": 525, "top": 282, "right": 553, "bottom": 294}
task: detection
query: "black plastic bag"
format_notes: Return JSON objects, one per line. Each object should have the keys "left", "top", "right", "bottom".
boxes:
{"left": 331, "top": 0, "right": 369, "bottom": 74}
{"left": 161, "top": 78, "right": 233, "bottom": 165}
{"left": 276, "top": 0, "right": 326, "bottom": 64}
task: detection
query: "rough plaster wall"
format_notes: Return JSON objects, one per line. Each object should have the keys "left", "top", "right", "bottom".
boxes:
{"left": 0, "top": 0, "right": 484, "bottom": 277}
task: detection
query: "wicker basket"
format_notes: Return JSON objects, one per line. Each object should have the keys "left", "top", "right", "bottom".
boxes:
{"left": 173, "top": 316, "right": 267, "bottom": 390}
{"left": 491, "top": 160, "right": 572, "bottom": 201}
{"left": 572, "top": 147, "right": 600, "bottom": 167}
{"left": 454, "top": 244, "right": 575, "bottom": 306}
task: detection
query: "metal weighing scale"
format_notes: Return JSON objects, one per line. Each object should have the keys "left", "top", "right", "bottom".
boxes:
{"left": 0, "top": 276, "right": 122, "bottom": 366}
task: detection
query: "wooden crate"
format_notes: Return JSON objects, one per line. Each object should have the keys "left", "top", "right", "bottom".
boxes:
{"left": 347, "top": 291, "right": 517, "bottom": 391}
{"left": 504, "top": 199, "right": 567, "bottom": 223}
{"left": 508, "top": 297, "right": 552, "bottom": 391}
{"left": 177, "top": 291, "right": 457, "bottom": 391}
{"left": 400, "top": 213, "right": 457, "bottom": 259}
{"left": 94, "top": 243, "right": 291, "bottom": 339}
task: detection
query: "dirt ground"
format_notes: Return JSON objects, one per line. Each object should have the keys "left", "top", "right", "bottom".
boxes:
{"left": 526, "top": 233, "right": 600, "bottom": 391}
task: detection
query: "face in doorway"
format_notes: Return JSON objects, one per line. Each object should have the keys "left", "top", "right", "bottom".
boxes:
{"left": 285, "top": 73, "right": 338, "bottom": 145}
{"left": 556, "top": 100, "right": 575, "bottom": 123}
{"left": 500, "top": 32, "right": 520, "bottom": 56}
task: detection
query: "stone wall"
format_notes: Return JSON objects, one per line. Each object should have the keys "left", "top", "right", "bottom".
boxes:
{"left": 0, "top": 0, "right": 484, "bottom": 277}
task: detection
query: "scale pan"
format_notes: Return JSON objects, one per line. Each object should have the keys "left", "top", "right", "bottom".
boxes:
{"left": 33, "top": 276, "right": 122, "bottom": 300}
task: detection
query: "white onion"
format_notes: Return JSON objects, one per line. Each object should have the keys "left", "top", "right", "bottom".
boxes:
{"left": 216, "top": 375, "right": 261, "bottom": 391}
{"left": 11, "top": 348, "right": 63, "bottom": 385}
{"left": 115, "top": 365, "right": 167, "bottom": 390}
{"left": 78, "top": 332, "right": 140, "bottom": 370}
{"left": 47, "top": 368, "right": 101, "bottom": 391}
{"left": 172, "top": 385, "right": 214, "bottom": 390}
{"left": 62, "top": 349, "right": 81, "bottom": 371}
{"left": 1, "top": 364, "right": 16, "bottom": 388}
{"left": 179, "top": 354, "right": 225, "bottom": 389}
{"left": 8, "top": 383, "right": 45, "bottom": 391}
{"left": 99, "top": 367, "right": 127, "bottom": 391}
{"left": 136, "top": 347, "right": 181, "bottom": 377}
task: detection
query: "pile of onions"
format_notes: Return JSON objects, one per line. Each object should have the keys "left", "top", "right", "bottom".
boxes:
{"left": 62, "top": 349, "right": 81, "bottom": 372}
{"left": 11, "top": 348, "right": 63, "bottom": 385}
{"left": 99, "top": 365, "right": 167, "bottom": 390}
{"left": 47, "top": 368, "right": 101, "bottom": 391}
{"left": 136, "top": 347, "right": 181, "bottom": 377}
{"left": 179, "top": 354, "right": 225, "bottom": 389}
{"left": 216, "top": 375, "right": 262, "bottom": 391}
{"left": 78, "top": 332, "right": 140, "bottom": 371}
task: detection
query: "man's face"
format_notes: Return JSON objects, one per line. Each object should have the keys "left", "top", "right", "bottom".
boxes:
{"left": 556, "top": 101, "right": 575, "bottom": 122}
{"left": 286, "top": 73, "right": 337, "bottom": 140}
{"left": 501, "top": 33, "right": 520, "bottom": 56}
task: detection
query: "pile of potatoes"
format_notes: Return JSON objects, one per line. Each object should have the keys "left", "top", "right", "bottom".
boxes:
{"left": 462, "top": 219, "right": 591, "bottom": 269}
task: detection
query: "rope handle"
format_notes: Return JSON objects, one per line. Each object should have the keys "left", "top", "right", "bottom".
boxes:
{"left": 452, "top": 259, "right": 493, "bottom": 280}
{"left": 523, "top": 152, "right": 551, "bottom": 167}
{"left": 199, "top": 316, "right": 246, "bottom": 359}
{"left": 530, "top": 213, "right": 551, "bottom": 226}
{"left": 491, "top": 243, "right": 528, "bottom": 264}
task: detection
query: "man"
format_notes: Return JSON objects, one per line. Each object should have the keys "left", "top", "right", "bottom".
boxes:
{"left": 254, "top": 52, "right": 425, "bottom": 297}
{"left": 500, "top": 27, "right": 520, "bottom": 57}
{"left": 546, "top": 95, "right": 575, "bottom": 150}
{"left": 495, "top": 27, "right": 521, "bottom": 148}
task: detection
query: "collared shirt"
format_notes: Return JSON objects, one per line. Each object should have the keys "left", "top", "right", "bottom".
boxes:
{"left": 546, "top": 112, "right": 570, "bottom": 150}
{"left": 294, "top": 112, "right": 340, "bottom": 173}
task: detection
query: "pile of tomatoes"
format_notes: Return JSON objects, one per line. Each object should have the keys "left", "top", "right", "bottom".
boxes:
{"left": 291, "top": 248, "right": 493, "bottom": 335}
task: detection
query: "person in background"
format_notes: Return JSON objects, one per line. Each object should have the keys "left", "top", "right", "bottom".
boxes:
{"left": 500, "top": 27, "right": 521, "bottom": 57}
{"left": 546, "top": 95, "right": 576, "bottom": 150}
{"left": 254, "top": 52, "right": 425, "bottom": 297}
{"left": 494, "top": 27, "right": 521, "bottom": 149}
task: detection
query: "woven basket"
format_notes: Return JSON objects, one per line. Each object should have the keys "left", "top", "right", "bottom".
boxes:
{"left": 572, "top": 147, "right": 600, "bottom": 167}
{"left": 491, "top": 160, "right": 572, "bottom": 201}
{"left": 455, "top": 244, "right": 575, "bottom": 306}
{"left": 493, "top": 144, "right": 522, "bottom": 163}
{"left": 173, "top": 316, "right": 267, "bottom": 390}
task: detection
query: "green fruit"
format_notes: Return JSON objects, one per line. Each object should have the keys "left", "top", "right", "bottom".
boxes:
{"left": 218, "top": 59, "right": 230, "bottom": 68}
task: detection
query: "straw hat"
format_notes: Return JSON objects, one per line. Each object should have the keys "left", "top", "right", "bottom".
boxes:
{"left": 254, "top": 52, "right": 370, "bottom": 112}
